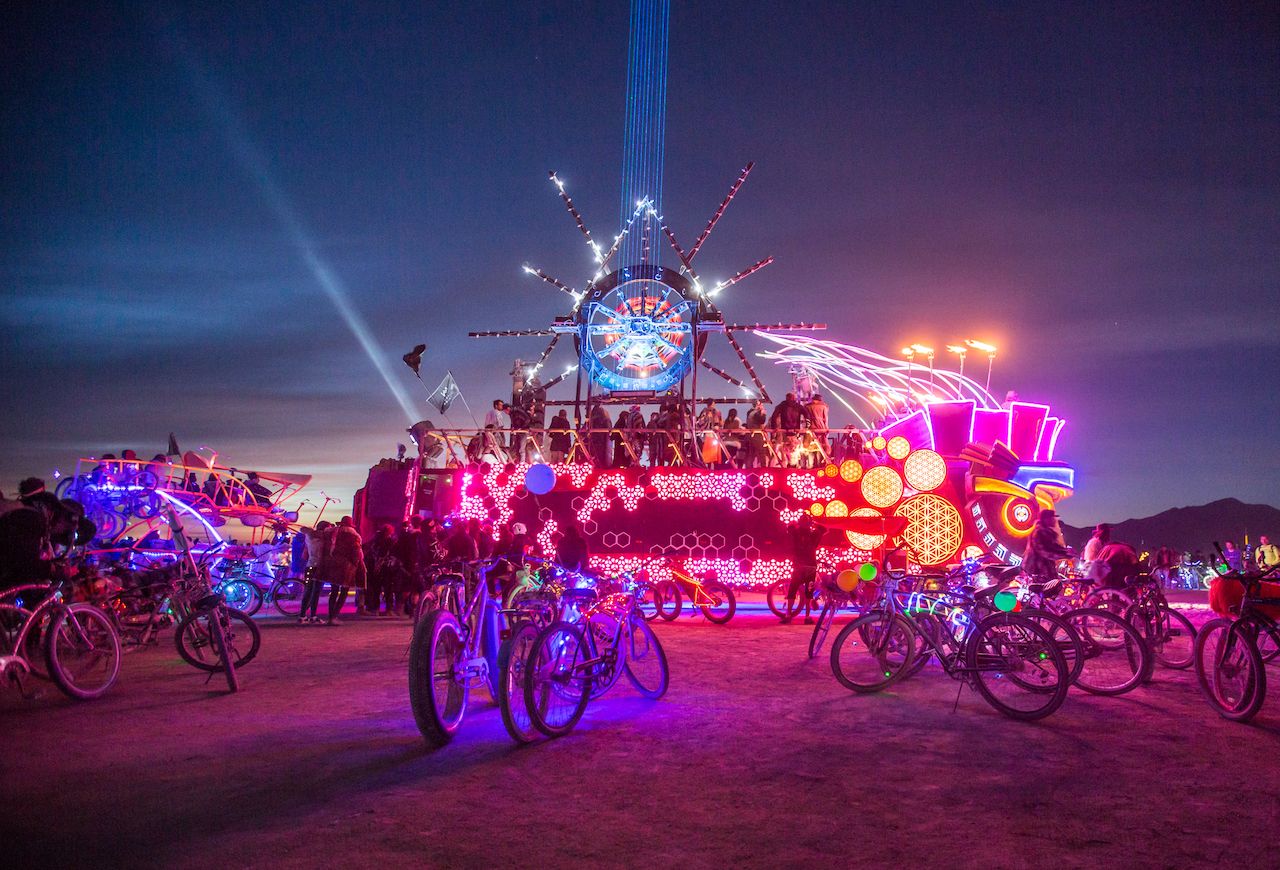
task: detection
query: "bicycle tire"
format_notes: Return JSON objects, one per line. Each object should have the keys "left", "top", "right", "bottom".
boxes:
{"left": 1127, "top": 603, "right": 1196, "bottom": 669}
{"left": 1258, "top": 620, "right": 1280, "bottom": 663}
{"left": 220, "top": 580, "right": 262, "bottom": 616}
{"left": 1083, "top": 588, "right": 1131, "bottom": 618}
{"left": 1022, "top": 607, "right": 1085, "bottom": 686}
{"left": 1063, "top": 607, "right": 1150, "bottom": 696}
{"left": 44, "top": 603, "right": 122, "bottom": 700}
{"left": 175, "top": 608, "right": 261, "bottom": 671}
{"left": 966, "top": 613, "right": 1070, "bottom": 721}
{"left": 635, "top": 583, "right": 660, "bottom": 622}
{"left": 623, "top": 615, "right": 669, "bottom": 699}
{"left": 767, "top": 580, "right": 802, "bottom": 620}
{"left": 699, "top": 581, "right": 736, "bottom": 624}
{"left": 206, "top": 607, "right": 239, "bottom": 693}
{"left": 525, "top": 621, "right": 592, "bottom": 737}
{"left": 807, "top": 601, "right": 836, "bottom": 660}
{"left": 270, "top": 578, "right": 305, "bottom": 616}
{"left": 497, "top": 621, "right": 541, "bottom": 744}
{"left": 1194, "top": 618, "right": 1265, "bottom": 722}
{"left": 829, "top": 611, "right": 916, "bottom": 693}
{"left": 655, "top": 581, "right": 682, "bottom": 621}
{"left": 408, "top": 609, "right": 469, "bottom": 747}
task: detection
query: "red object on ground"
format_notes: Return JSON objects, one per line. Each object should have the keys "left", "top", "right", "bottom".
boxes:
{"left": 1209, "top": 577, "right": 1280, "bottom": 618}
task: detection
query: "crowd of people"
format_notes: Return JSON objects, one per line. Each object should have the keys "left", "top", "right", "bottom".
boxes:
{"left": 1020, "top": 511, "right": 1280, "bottom": 588}
{"left": 456, "top": 391, "right": 872, "bottom": 470}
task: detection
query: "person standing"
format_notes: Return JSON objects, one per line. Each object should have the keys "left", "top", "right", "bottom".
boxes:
{"left": 548, "top": 410, "right": 571, "bottom": 463}
{"left": 364, "top": 524, "right": 399, "bottom": 616}
{"left": 1081, "top": 523, "right": 1111, "bottom": 573}
{"left": 556, "top": 523, "right": 590, "bottom": 573}
{"left": 1022, "top": 510, "right": 1074, "bottom": 580}
{"left": 1255, "top": 535, "right": 1279, "bottom": 570}
{"left": 1222, "top": 540, "right": 1244, "bottom": 572}
{"left": 785, "top": 515, "right": 824, "bottom": 623}
{"left": 326, "top": 516, "right": 363, "bottom": 625}
{"left": 298, "top": 521, "right": 331, "bottom": 624}
{"left": 589, "top": 403, "right": 612, "bottom": 467}
{"left": 807, "top": 393, "right": 830, "bottom": 456}
{"left": 742, "top": 400, "right": 769, "bottom": 468}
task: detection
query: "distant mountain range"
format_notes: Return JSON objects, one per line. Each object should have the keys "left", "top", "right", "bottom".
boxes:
{"left": 1062, "top": 498, "right": 1280, "bottom": 553}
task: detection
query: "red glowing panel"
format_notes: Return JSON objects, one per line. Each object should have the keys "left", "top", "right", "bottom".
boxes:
{"left": 927, "top": 400, "right": 976, "bottom": 457}
{"left": 860, "top": 465, "right": 904, "bottom": 508}
{"left": 845, "top": 507, "right": 886, "bottom": 550}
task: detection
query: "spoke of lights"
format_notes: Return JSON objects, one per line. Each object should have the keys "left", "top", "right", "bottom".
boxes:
{"left": 707, "top": 256, "right": 775, "bottom": 297}
{"left": 689, "top": 161, "right": 754, "bottom": 263}
{"left": 548, "top": 171, "right": 603, "bottom": 263}
{"left": 522, "top": 265, "right": 579, "bottom": 298}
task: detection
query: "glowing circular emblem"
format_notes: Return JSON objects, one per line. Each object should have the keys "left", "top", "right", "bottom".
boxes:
{"left": 1001, "top": 496, "right": 1038, "bottom": 537}
{"left": 902, "top": 449, "right": 947, "bottom": 492}
{"left": 824, "top": 464, "right": 838, "bottom": 477}
{"left": 810, "top": 502, "right": 825, "bottom": 516}
{"left": 578, "top": 264, "right": 702, "bottom": 392}
{"left": 894, "top": 493, "right": 963, "bottom": 566}
{"left": 886, "top": 436, "right": 911, "bottom": 460}
{"left": 825, "top": 499, "right": 849, "bottom": 518}
{"left": 871, "top": 435, "right": 887, "bottom": 451}
{"left": 839, "top": 459, "right": 863, "bottom": 483}
{"left": 846, "top": 507, "right": 886, "bottom": 550}
{"left": 861, "top": 466, "right": 904, "bottom": 509}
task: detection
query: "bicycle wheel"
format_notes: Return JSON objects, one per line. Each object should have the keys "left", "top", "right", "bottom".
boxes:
{"left": 654, "top": 581, "right": 682, "bottom": 621}
{"left": 767, "top": 580, "right": 802, "bottom": 620}
{"left": 1022, "top": 608, "right": 1085, "bottom": 686}
{"left": 1194, "top": 618, "right": 1265, "bottom": 722}
{"left": 1064, "top": 607, "right": 1150, "bottom": 696}
{"left": 408, "top": 609, "right": 469, "bottom": 747}
{"left": 205, "top": 607, "right": 239, "bottom": 693}
{"left": 635, "top": 583, "right": 660, "bottom": 622}
{"left": 1128, "top": 603, "right": 1196, "bottom": 669}
{"left": 1257, "top": 620, "right": 1280, "bottom": 663}
{"left": 967, "top": 613, "right": 1070, "bottom": 721}
{"left": 807, "top": 601, "right": 836, "bottom": 660}
{"left": 175, "top": 609, "right": 260, "bottom": 670}
{"left": 44, "top": 603, "right": 122, "bottom": 700}
{"left": 525, "top": 621, "right": 592, "bottom": 737}
{"left": 219, "top": 580, "right": 262, "bottom": 616}
{"left": 623, "top": 615, "right": 669, "bottom": 699}
{"left": 1083, "top": 588, "right": 1131, "bottom": 618}
{"left": 829, "top": 611, "right": 916, "bottom": 693}
{"left": 497, "top": 621, "right": 541, "bottom": 744}
{"left": 270, "top": 578, "right": 304, "bottom": 616}
{"left": 699, "top": 581, "right": 736, "bottom": 624}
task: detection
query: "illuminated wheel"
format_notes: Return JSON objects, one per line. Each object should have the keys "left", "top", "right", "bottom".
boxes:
{"left": 578, "top": 264, "right": 704, "bottom": 392}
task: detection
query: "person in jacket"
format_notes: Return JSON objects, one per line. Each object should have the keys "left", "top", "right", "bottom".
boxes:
{"left": 742, "top": 400, "right": 769, "bottom": 468}
{"left": 1256, "top": 536, "right": 1280, "bottom": 570}
{"left": 807, "top": 393, "right": 830, "bottom": 453}
{"left": 589, "top": 404, "right": 612, "bottom": 467}
{"left": 1022, "top": 509, "right": 1074, "bottom": 580}
{"left": 556, "top": 523, "right": 589, "bottom": 573}
{"left": 770, "top": 393, "right": 812, "bottom": 468}
{"left": 326, "top": 516, "right": 363, "bottom": 625}
{"left": 364, "top": 524, "right": 401, "bottom": 616}
{"left": 298, "top": 521, "right": 332, "bottom": 624}
{"left": 548, "top": 410, "right": 571, "bottom": 463}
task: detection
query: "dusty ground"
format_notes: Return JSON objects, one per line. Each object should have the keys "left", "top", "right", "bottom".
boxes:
{"left": 2, "top": 596, "right": 1278, "bottom": 869}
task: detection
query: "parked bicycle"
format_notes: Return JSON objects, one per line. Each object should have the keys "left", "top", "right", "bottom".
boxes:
{"left": 653, "top": 565, "right": 736, "bottom": 624}
{"left": 1193, "top": 544, "right": 1280, "bottom": 722}
{"left": 0, "top": 563, "right": 121, "bottom": 701}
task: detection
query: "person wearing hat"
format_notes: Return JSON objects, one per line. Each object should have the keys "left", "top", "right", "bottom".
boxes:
{"left": 1021, "top": 508, "right": 1074, "bottom": 580}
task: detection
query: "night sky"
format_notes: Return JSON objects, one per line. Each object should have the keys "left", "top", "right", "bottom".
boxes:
{"left": 2, "top": 1, "right": 1277, "bottom": 525}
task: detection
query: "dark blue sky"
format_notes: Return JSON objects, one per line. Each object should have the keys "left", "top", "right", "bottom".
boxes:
{"left": 2, "top": 1, "right": 1277, "bottom": 524}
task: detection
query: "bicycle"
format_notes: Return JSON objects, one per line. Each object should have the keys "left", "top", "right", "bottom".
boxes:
{"left": 0, "top": 568, "right": 121, "bottom": 701}
{"left": 767, "top": 576, "right": 822, "bottom": 622}
{"left": 831, "top": 565, "right": 1071, "bottom": 721}
{"left": 653, "top": 565, "right": 736, "bottom": 624}
{"left": 523, "top": 573, "right": 669, "bottom": 739}
{"left": 1193, "top": 546, "right": 1280, "bottom": 721}
{"left": 407, "top": 557, "right": 507, "bottom": 748}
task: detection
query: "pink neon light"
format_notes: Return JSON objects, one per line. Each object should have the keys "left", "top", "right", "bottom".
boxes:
{"left": 1008, "top": 402, "right": 1049, "bottom": 459}
{"left": 1046, "top": 418, "right": 1066, "bottom": 461}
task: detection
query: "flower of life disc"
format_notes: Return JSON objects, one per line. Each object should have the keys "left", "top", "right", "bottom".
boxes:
{"left": 861, "top": 465, "right": 904, "bottom": 509}
{"left": 886, "top": 436, "right": 911, "bottom": 460}
{"left": 894, "top": 494, "right": 963, "bottom": 566}
{"left": 846, "top": 507, "right": 885, "bottom": 549}
{"left": 902, "top": 449, "right": 947, "bottom": 492}
{"left": 839, "top": 459, "right": 863, "bottom": 483}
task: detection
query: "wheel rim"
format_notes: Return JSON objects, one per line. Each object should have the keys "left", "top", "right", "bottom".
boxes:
{"left": 1201, "top": 623, "right": 1256, "bottom": 712}
{"left": 431, "top": 621, "right": 467, "bottom": 732}
{"left": 837, "top": 614, "right": 913, "bottom": 687}
{"left": 501, "top": 625, "right": 540, "bottom": 739}
{"left": 51, "top": 607, "right": 119, "bottom": 693}
{"left": 528, "top": 626, "right": 589, "bottom": 729}
{"left": 624, "top": 617, "right": 666, "bottom": 695}
{"left": 972, "top": 618, "right": 1066, "bottom": 717}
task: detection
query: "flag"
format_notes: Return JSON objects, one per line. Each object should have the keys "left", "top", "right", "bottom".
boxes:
{"left": 167, "top": 433, "right": 181, "bottom": 456}
{"left": 427, "top": 372, "right": 462, "bottom": 415}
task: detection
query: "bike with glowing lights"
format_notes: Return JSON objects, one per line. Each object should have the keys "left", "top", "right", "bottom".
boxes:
{"left": 830, "top": 569, "right": 1072, "bottom": 721}
{"left": 1193, "top": 548, "right": 1280, "bottom": 722}
{"left": 522, "top": 572, "right": 669, "bottom": 740}
{"left": 408, "top": 557, "right": 509, "bottom": 748}
{"left": 1083, "top": 574, "right": 1196, "bottom": 670}
{"left": 652, "top": 564, "right": 736, "bottom": 624}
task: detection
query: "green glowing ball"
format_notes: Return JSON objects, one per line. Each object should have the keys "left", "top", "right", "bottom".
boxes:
{"left": 858, "top": 562, "right": 879, "bottom": 582}
{"left": 993, "top": 589, "right": 1019, "bottom": 613}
